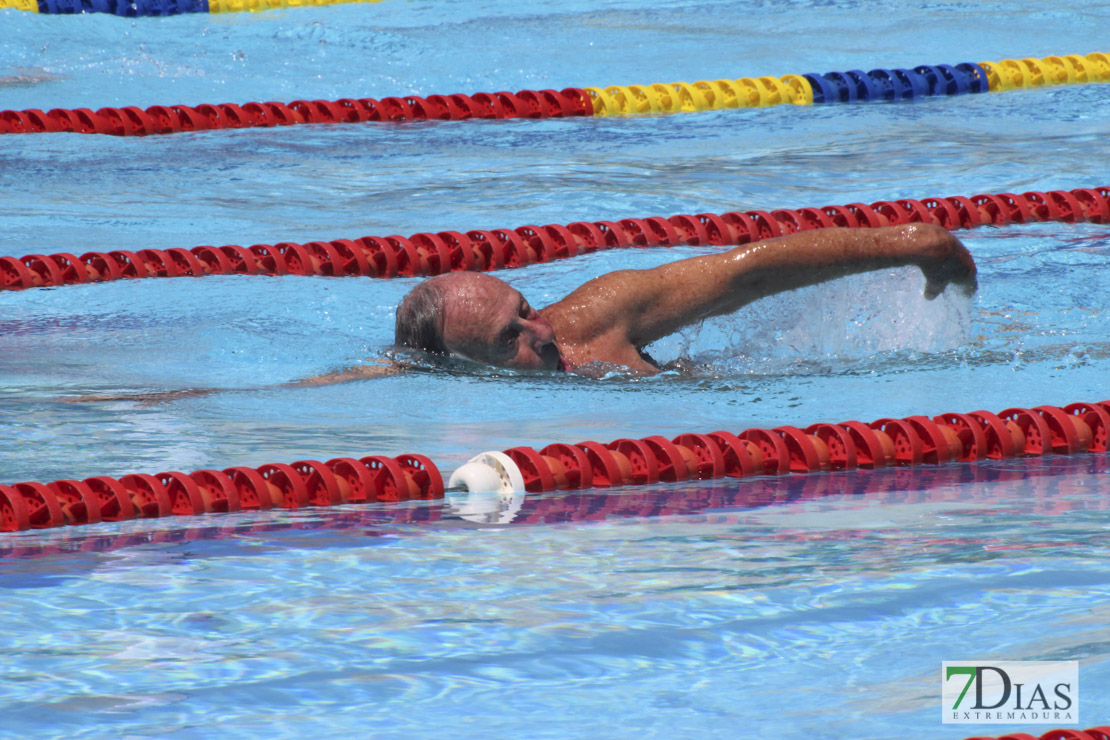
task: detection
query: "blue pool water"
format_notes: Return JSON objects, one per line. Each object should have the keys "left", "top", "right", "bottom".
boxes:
{"left": 1, "top": 1, "right": 1109, "bottom": 737}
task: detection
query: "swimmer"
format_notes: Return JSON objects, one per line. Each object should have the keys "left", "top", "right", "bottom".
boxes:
{"left": 66, "top": 222, "right": 976, "bottom": 401}
{"left": 389, "top": 223, "right": 977, "bottom": 376}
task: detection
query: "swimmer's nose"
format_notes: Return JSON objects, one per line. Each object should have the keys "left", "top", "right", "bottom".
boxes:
{"left": 524, "top": 316, "right": 556, "bottom": 355}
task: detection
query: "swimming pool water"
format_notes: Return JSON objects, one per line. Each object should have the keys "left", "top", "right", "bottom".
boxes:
{"left": 1, "top": 1, "right": 1109, "bottom": 737}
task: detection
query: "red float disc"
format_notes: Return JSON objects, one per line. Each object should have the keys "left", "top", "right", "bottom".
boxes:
{"left": 466, "top": 231, "right": 506, "bottom": 271}
{"left": 358, "top": 237, "right": 399, "bottom": 277}
{"left": 329, "top": 239, "right": 372, "bottom": 276}
{"left": 558, "top": 88, "right": 593, "bottom": 116}
{"left": 13, "top": 481, "right": 65, "bottom": 528}
{"left": 943, "top": 196, "right": 984, "bottom": 228}
{"left": 218, "top": 245, "right": 261, "bottom": 274}
{"left": 836, "top": 421, "right": 888, "bottom": 467}
{"left": 746, "top": 211, "right": 784, "bottom": 238}
{"left": 145, "top": 105, "right": 181, "bottom": 134}
{"left": 158, "top": 471, "right": 209, "bottom": 515}
{"left": 247, "top": 243, "right": 288, "bottom": 275}
{"left": 843, "top": 203, "right": 884, "bottom": 228}
{"left": 573, "top": 441, "right": 624, "bottom": 487}
{"left": 107, "top": 250, "right": 147, "bottom": 278}
{"left": 641, "top": 435, "right": 691, "bottom": 482}
{"left": 1064, "top": 403, "right": 1110, "bottom": 452}
{"left": 1020, "top": 191, "right": 1061, "bottom": 221}
{"left": 996, "top": 408, "right": 1049, "bottom": 456}
{"left": 820, "top": 204, "right": 858, "bottom": 228}
{"left": 969, "top": 193, "right": 1010, "bottom": 225}
{"left": 190, "top": 469, "right": 242, "bottom": 513}
{"left": 119, "top": 473, "right": 172, "bottom": 517}
{"left": 493, "top": 91, "right": 529, "bottom": 117}
{"left": 539, "top": 443, "right": 593, "bottom": 489}
{"left": 617, "top": 218, "right": 652, "bottom": 246}
{"left": 18, "top": 254, "right": 63, "bottom": 286}
{"left": 901, "top": 416, "right": 953, "bottom": 464}
{"left": 324, "top": 458, "right": 377, "bottom": 503}
{"left": 738, "top": 428, "right": 791, "bottom": 474}
{"left": 932, "top": 412, "right": 989, "bottom": 461}
{"left": 0, "top": 485, "right": 31, "bottom": 532}
{"left": 671, "top": 433, "right": 725, "bottom": 479}
{"left": 222, "top": 466, "right": 274, "bottom": 510}
{"left": 593, "top": 220, "right": 629, "bottom": 248}
{"left": 607, "top": 439, "right": 660, "bottom": 484}
{"left": 274, "top": 242, "right": 315, "bottom": 276}
{"left": 667, "top": 214, "right": 709, "bottom": 245}
{"left": 566, "top": 222, "right": 606, "bottom": 253}
{"left": 191, "top": 245, "right": 235, "bottom": 275}
{"left": 22, "top": 108, "right": 61, "bottom": 133}
{"left": 795, "top": 207, "right": 835, "bottom": 230}
{"left": 241, "top": 102, "right": 276, "bottom": 127}
{"left": 804, "top": 423, "right": 858, "bottom": 470}
{"left": 118, "top": 106, "right": 154, "bottom": 135}
{"left": 256, "top": 463, "right": 311, "bottom": 508}
{"left": 491, "top": 229, "right": 530, "bottom": 267}
{"left": 513, "top": 225, "right": 559, "bottom": 262}
{"left": 706, "top": 430, "right": 762, "bottom": 477}
{"left": 469, "top": 92, "right": 506, "bottom": 119}
{"left": 505, "top": 447, "right": 558, "bottom": 492}
{"left": 920, "top": 197, "right": 960, "bottom": 228}
{"left": 1034, "top": 405, "right": 1082, "bottom": 453}
{"left": 643, "top": 216, "right": 681, "bottom": 246}
{"left": 83, "top": 476, "right": 137, "bottom": 521}
{"left": 895, "top": 199, "right": 934, "bottom": 224}
{"left": 0, "top": 256, "right": 36, "bottom": 290}
{"left": 394, "top": 454, "right": 445, "bottom": 499}
{"left": 164, "top": 246, "right": 208, "bottom": 277}
{"left": 538, "top": 88, "right": 574, "bottom": 116}
{"left": 996, "top": 193, "right": 1032, "bottom": 223}
{"left": 385, "top": 236, "right": 425, "bottom": 276}
{"left": 772, "top": 425, "right": 825, "bottom": 472}
{"left": 409, "top": 233, "right": 452, "bottom": 275}
{"left": 719, "top": 212, "right": 758, "bottom": 243}
{"left": 1045, "top": 190, "right": 1083, "bottom": 223}
{"left": 1070, "top": 188, "right": 1110, "bottom": 223}
{"left": 135, "top": 249, "right": 180, "bottom": 278}
{"left": 358, "top": 455, "right": 415, "bottom": 502}
{"left": 869, "top": 419, "right": 923, "bottom": 465}
{"left": 770, "top": 209, "right": 804, "bottom": 234}
{"left": 263, "top": 102, "right": 304, "bottom": 126}
{"left": 291, "top": 460, "right": 344, "bottom": 506}
{"left": 48, "top": 253, "right": 89, "bottom": 283}
{"left": 371, "top": 97, "right": 409, "bottom": 122}
{"left": 72, "top": 108, "right": 110, "bottom": 134}
{"left": 304, "top": 241, "right": 342, "bottom": 276}
{"left": 48, "top": 479, "right": 103, "bottom": 525}
{"left": 171, "top": 105, "right": 209, "bottom": 132}
{"left": 427, "top": 231, "right": 471, "bottom": 272}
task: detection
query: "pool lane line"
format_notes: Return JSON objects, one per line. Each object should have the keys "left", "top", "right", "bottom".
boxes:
{"left": 1, "top": 401, "right": 1107, "bottom": 533}
{"left": 0, "top": 0, "right": 385, "bottom": 14}
{"left": 1, "top": 186, "right": 1107, "bottom": 292}
{"left": 962, "top": 726, "right": 1110, "bottom": 740}
{"left": 1, "top": 52, "right": 1107, "bottom": 134}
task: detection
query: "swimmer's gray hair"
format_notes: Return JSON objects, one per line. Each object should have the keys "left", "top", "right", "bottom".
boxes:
{"left": 394, "top": 277, "right": 449, "bottom": 355}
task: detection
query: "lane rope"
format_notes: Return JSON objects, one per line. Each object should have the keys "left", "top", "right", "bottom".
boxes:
{"left": 0, "top": 0, "right": 385, "bottom": 15}
{"left": 2, "top": 400, "right": 1106, "bottom": 532}
{"left": 2, "top": 186, "right": 1106, "bottom": 292}
{"left": 1, "top": 52, "right": 1106, "bottom": 134}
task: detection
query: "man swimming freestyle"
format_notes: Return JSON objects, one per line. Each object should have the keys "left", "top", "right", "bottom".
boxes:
{"left": 392, "top": 223, "right": 977, "bottom": 375}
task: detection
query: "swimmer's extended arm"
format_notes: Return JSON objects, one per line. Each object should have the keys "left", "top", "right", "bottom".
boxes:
{"left": 62, "top": 360, "right": 400, "bottom": 404}
{"left": 552, "top": 223, "right": 977, "bottom": 348}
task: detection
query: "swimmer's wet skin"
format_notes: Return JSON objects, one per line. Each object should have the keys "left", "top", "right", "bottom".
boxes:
{"left": 395, "top": 223, "right": 977, "bottom": 375}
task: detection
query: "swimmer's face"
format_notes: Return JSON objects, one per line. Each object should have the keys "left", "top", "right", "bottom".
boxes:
{"left": 440, "top": 273, "right": 561, "bottom": 371}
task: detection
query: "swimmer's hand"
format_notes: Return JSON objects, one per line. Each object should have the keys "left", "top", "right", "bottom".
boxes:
{"left": 915, "top": 224, "right": 978, "bottom": 300}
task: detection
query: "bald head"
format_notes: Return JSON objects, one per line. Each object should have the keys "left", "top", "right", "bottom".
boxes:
{"left": 395, "top": 272, "right": 560, "bottom": 371}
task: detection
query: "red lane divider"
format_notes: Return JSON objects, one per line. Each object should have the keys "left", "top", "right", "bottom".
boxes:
{"left": 2, "top": 186, "right": 1107, "bottom": 292}
{"left": 0, "top": 89, "right": 594, "bottom": 138}
{"left": 2, "top": 401, "right": 1106, "bottom": 533}
{"left": 963, "top": 726, "right": 1110, "bottom": 740}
